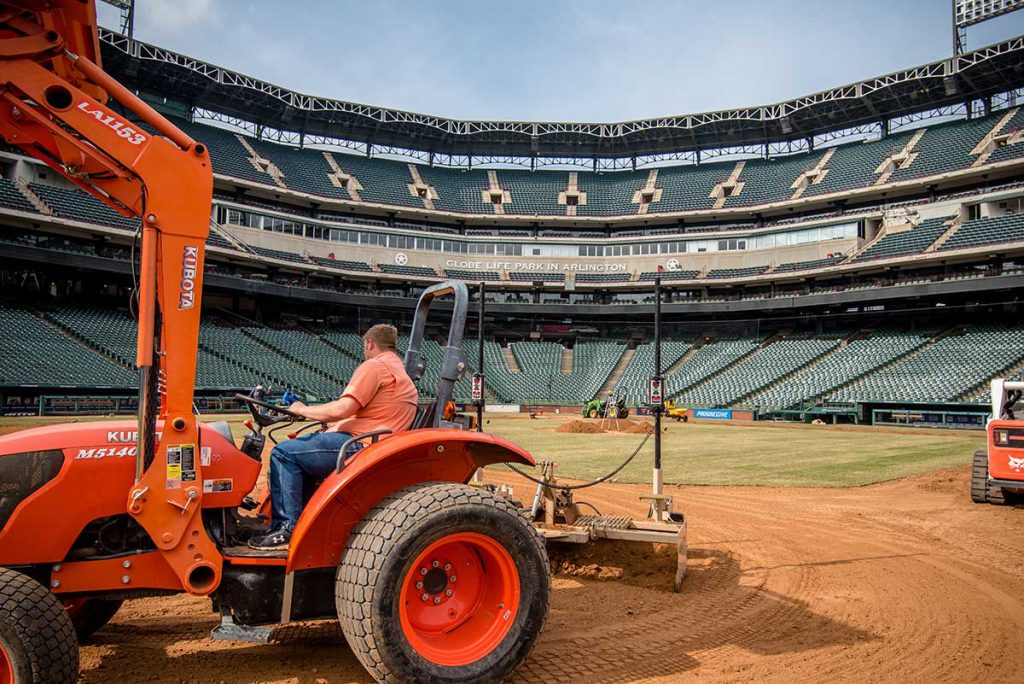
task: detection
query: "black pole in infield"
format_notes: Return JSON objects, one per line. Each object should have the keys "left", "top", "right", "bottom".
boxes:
{"left": 475, "top": 281, "right": 485, "bottom": 432}
{"left": 654, "top": 277, "right": 662, "bottom": 477}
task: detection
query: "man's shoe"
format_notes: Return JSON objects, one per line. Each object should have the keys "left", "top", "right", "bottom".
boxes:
{"left": 248, "top": 526, "right": 292, "bottom": 550}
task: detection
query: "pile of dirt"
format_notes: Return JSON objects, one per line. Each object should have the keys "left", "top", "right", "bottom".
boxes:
{"left": 549, "top": 539, "right": 679, "bottom": 591}
{"left": 613, "top": 420, "right": 655, "bottom": 434}
{"left": 555, "top": 420, "right": 606, "bottom": 434}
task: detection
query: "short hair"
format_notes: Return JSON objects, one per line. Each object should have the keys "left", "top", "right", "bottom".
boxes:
{"left": 363, "top": 323, "right": 398, "bottom": 352}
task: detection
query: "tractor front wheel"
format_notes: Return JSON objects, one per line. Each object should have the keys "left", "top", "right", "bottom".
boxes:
{"left": 0, "top": 568, "right": 78, "bottom": 683}
{"left": 587, "top": 409, "right": 598, "bottom": 419}
{"left": 336, "top": 482, "right": 550, "bottom": 683}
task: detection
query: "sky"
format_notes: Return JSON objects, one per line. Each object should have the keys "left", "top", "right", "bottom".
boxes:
{"left": 96, "top": 0, "right": 1024, "bottom": 123}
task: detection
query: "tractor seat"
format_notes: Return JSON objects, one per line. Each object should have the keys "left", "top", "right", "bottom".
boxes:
{"left": 205, "top": 420, "right": 233, "bottom": 444}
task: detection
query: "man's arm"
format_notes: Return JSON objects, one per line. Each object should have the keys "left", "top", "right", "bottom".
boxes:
{"left": 289, "top": 397, "right": 360, "bottom": 423}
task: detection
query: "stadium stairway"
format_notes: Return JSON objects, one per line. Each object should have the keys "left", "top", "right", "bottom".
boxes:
{"left": 501, "top": 345, "right": 521, "bottom": 373}
{"left": 729, "top": 341, "right": 845, "bottom": 407}
{"left": 15, "top": 179, "right": 51, "bottom": 215}
{"left": 560, "top": 347, "right": 573, "bottom": 374}
{"left": 667, "top": 337, "right": 764, "bottom": 400}
{"left": 598, "top": 347, "right": 635, "bottom": 396}
{"left": 925, "top": 217, "right": 963, "bottom": 252}
{"left": 666, "top": 346, "right": 699, "bottom": 375}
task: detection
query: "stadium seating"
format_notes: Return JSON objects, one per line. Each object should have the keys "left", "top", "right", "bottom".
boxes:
{"left": 774, "top": 255, "right": 845, "bottom": 273}
{"left": 379, "top": 264, "right": 438, "bottom": 278}
{"left": 853, "top": 217, "right": 951, "bottom": 262}
{"left": 747, "top": 332, "right": 929, "bottom": 408}
{"left": 665, "top": 339, "right": 760, "bottom": 396}
{"left": 199, "top": 320, "right": 342, "bottom": 399}
{"left": 0, "top": 179, "right": 36, "bottom": 214}
{"left": 613, "top": 340, "right": 691, "bottom": 401}
{"left": 31, "top": 182, "right": 139, "bottom": 231}
{"left": 829, "top": 326, "right": 1024, "bottom": 403}
{"left": 0, "top": 302, "right": 135, "bottom": 388}
{"left": 445, "top": 269, "right": 500, "bottom": 282}
{"left": 309, "top": 255, "right": 374, "bottom": 272}
{"left": 242, "top": 327, "right": 358, "bottom": 393}
{"left": 100, "top": 112, "right": 1024, "bottom": 219}
{"left": 638, "top": 270, "right": 699, "bottom": 281}
{"left": 706, "top": 266, "right": 769, "bottom": 279}
{"left": 247, "top": 245, "right": 307, "bottom": 264}
{"left": 508, "top": 272, "right": 565, "bottom": 282}
{"left": 939, "top": 213, "right": 1024, "bottom": 252}
{"left": 575, "top": 273, "right": 633, "bottom": 283}
{"left": 674, "top": 338, "right": 837, "bottom": 407}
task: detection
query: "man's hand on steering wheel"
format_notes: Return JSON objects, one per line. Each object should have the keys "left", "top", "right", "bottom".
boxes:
{"left": 287, "top": 401, "right": 309, "bottom": 418}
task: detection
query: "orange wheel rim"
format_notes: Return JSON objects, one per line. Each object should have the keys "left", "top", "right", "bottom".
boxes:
{"left": 0, "top": 642, "right": 12, "bottom": 684}
{"left": 398, "top": 532, "right": 520, "bottom": 666}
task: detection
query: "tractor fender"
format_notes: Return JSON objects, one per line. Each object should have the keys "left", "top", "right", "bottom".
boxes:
{"left": 286, "top": 429, "right": 535, "bottom": 573}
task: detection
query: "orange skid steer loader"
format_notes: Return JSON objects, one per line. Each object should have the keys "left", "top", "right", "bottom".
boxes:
{"left": 0, "top": 4, "right": 549, "bottom": 682}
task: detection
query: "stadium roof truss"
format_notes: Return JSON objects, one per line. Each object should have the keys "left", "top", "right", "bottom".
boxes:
{"left": 99, "top": 29, "right": 1024, "bottom": 169}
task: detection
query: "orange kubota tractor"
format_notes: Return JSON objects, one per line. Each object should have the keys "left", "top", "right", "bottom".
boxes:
{"left": 971, "top": 378, "right": 1024, "bottom": 506}
{"left": 0, "top": 3, "right": 550, "bottom": 682}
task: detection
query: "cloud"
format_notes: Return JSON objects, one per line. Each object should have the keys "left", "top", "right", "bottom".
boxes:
{"left": 136, "top": 0, "right": 216, "bottom": 33}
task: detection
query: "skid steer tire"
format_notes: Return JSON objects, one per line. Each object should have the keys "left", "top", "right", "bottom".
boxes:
{"left": 336, "top": 482, "right": 550, "bottom": 684}
{"left": 0, "top": 568, "right": 78, "bottom": 684}
{"left": 620, "top": 409, "right": 630, "bottom": 419}
{"left": 64, "top": 598, "right": 123, "bottom": 641}
{"left": 970, "top": 449, "right": 991, "bottom": 504}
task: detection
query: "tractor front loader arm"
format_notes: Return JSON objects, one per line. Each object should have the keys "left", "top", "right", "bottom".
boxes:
{"left": 0, "top": 2, "right": 220, "bottom": 594}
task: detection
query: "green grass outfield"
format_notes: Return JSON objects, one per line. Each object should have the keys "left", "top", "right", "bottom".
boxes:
{"left": 0, "top": 413, "right": 984, "bottom": 488}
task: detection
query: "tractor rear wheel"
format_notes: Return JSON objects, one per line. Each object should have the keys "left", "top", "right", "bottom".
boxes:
{"left": 64, "top": 598, "right": 123, "bottom": 641}
{"left": 0, "top": 568, "right": 78, "bottom": 683}
{"left": 336, "top": 482, "right": 550, "bottom": 683}
{"left": 620, "top": 408, "right": 630, "bottom": 419}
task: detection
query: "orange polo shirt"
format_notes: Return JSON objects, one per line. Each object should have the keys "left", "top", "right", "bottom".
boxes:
{"left": 331, "top": 351, "right": 418, "bottom": 438}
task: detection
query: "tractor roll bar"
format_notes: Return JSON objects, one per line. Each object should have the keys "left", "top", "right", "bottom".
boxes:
{"left": 404, "top": 280, "right": 470, "bottom": 430}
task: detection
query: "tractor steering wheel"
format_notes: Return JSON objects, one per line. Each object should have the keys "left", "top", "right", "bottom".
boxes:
{"left": 235, "top": 392, "right": 306, "bottom": 425}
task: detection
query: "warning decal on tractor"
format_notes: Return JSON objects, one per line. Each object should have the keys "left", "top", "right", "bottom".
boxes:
{"left": 200, "top": 446, "right": 212, "bottom": 467}
{"left": 181, "top": 444, "right": 196, "bottom": 482}
{"left": 166, "top": 445, "right": 182, "bottom": 481}
{"left": 203, "top": 478, "right": 233, "bottom": 493}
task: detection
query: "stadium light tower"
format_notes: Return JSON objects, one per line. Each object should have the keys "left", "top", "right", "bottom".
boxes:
{"left": 952, "top": 0, "right": 1024, "bottom": 55}
{"left": 100, "top": 0, "right": 135, "bottom": 38}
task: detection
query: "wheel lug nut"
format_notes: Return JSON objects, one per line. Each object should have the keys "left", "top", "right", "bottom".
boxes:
{"left": 450, "top": 575, "right": 457, "bottom": 583}
{"left": 416, "top": 581, "right": 423, "bottom": 589}
{"left": 444, "top": 563, "right": 452, "bottom": 571}
{"left": 421, "top": 593, "right": 429, "bottom": 601}
{"left": 433, "top": 596, "right": 442, "bottom": 604}
{"left": 420, "top": 568, "right": 428, "bottom": 575}
{"left": 432, "top": 560, "right": 439, "bottom": 568}
{"left": 446, "top": 589, "right": 453, "bottom": 596}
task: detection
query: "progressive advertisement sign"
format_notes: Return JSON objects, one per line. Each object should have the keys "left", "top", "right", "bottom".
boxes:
{"left": 693, "top": 408, "right": 733, "bottom": 420}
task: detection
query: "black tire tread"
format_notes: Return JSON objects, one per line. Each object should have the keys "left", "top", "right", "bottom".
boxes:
{"left": 0, "top": 567, "right": 78, "bottom": 683}
{"left": 971, "top": 449, "right": 990, "bottom": 504}
{"left": 336, "top": 481, "right": 549, "bottom": 683}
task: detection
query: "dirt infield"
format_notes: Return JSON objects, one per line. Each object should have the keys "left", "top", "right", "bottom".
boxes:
{"left": 77, "top": 464, "right": 1024, "bottom": 683}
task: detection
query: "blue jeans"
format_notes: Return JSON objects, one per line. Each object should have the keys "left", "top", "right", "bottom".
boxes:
{"left": 269, "top": 431, "right": 363, "bottom": 530}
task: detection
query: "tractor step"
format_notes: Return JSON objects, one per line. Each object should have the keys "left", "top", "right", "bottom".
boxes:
{"left": 221, "top": 545, "right": 288, "bottom": 559}
{"left": 210, "top": 615, "right": 274, "bottom": 643}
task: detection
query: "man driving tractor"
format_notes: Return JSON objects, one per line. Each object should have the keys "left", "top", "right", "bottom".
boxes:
{"left": 249, "top": 324, "right": 418, "bottom": 550}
